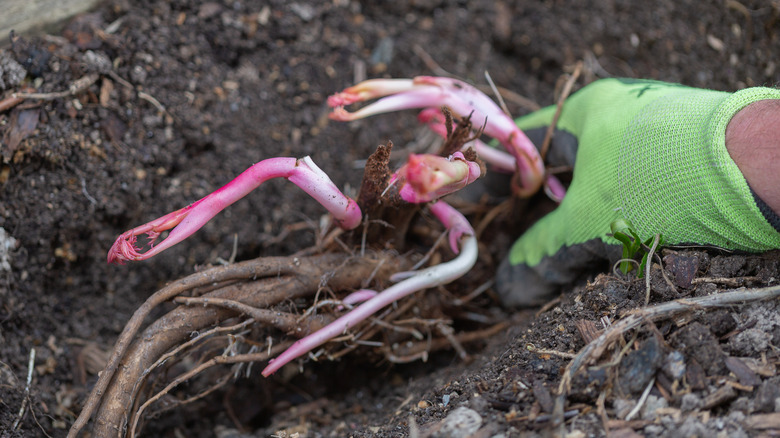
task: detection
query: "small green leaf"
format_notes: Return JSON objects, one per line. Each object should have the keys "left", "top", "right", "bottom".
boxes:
{"left": 610, "top": 218, "right": 633, "bottom": 235}
{"left": 637, "top": 253, "right": 649, "bottom": 278}
{"left": 608, "top": 219, "right": 663, "bottom": 278}
{"left": 612, "top": 231, "right": 633, "bottom": 247}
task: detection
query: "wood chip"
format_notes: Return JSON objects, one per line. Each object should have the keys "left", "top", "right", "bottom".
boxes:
{"left": 575, "top": 319, "right": 601, "bottom": 344}
{"left": 725, "top": 380, "right": 754, "bottom": 392}
{"left": 605, "top": 420, "right": 652, "bottom": 430}
{"left": 532, "top": 380, "right": 553, "bottom": 414}
{"left": 686, "top": 358, "right": 707, "bottom": 390}
{"left": 702, "top": 385, "right": 737, "bottom": 410}
{"left": 745, "top": 412, "right": 780, "bottom": 430}
{"left": 736, "top": 356, "right": 776, "bottom": 377}
{"left": 608, "top": 427, "right": 645, "bottom": 438}
{"left": 725, "top": 357, "right": 762, "bottom": 387}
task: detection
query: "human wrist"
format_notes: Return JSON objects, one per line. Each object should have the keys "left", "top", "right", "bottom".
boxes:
{"left": 725, "top": 99, "right": 780, "bottom": 217}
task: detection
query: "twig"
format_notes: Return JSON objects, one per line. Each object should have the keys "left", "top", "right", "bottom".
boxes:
{"left": 596, "top": 391, "right": 610, "bottom": 435}
{"left": 529, "top": 409, "right": 580, "bottom": 424}
{"left": 437, "top": 323, "right": 468, "bottom": 360}
{"left": 613, "top": 258, "right": 640, "bottom": 278}
{"left": 393, "top": 317, "right": 452, "bottom": 327}
{"left": 12, "top": 348, "right": 35, "bottom": 430}
{"left": 535, "top": 295, "right": 563, "bottom": 317}
{"left": 80, "top": 178, "right": 98, "bottom": 206}
{"left": 546, "top": 165, "right": 574, "bottom": 174}
{"left": 107, "top": 70, "right": 134, "bottom": 90}
{"left": 490, "top": 85, "right": 542, "bottom": 112}
{"left": 409, "top": 229, "right": 448, "bottom": 271}
{"left": 552, "top": 285, "right": 780, "bottom": 431}
{"left": 174, "top": 296, "right": 309, "bottom": 333}
{"left": 352, "top": 339, "right": 385, "bottom": 347}
{"left": 645, "top": 233, "right": 660, "bottom": 306}
{"left": 0, "top": 94, "right": 25, "bottom": 112}
{"left": 385, "top": 350, "right": 430, "bottom": 364}
{"left": 361, "top": 213, "right": 369, "bottom": 257}
{"left": 12, "top": 74, "right": 99, "bottom": 101}
{"left": 216, "top": 234, "right": 239, "bottom": 265}
{"left": 369, "top": 317, "right": 424, "bottom": 340}
{"left": 540, "top": 61, "right": 582, "bottom": 160}
{"left": 260, "top": 221, "right": 311, "bottom": 247}
{"left": 412, "top": 44, "right": 451, "bottom": 77}
{"left": 639, "top": 236, "right": 677, "bottom": 295}
{"left": 657, "top": 260, "right": 678, "bottom": 294}
{"left": 137, "top": 91, "right": 167, "bottom": 114}
{"left": 484, "top": 71, "right": 511, "bottom": 117}
{"left": 362, "top": 257, "right": 386, "bottom": 289}
{"left": 624, "top": 377, "right": 655, "bottom": 421}
{"left": 474, "top": 199, "right": 512, "bottom": 239}
{"left": 299, "top": 298, "right": 343, "bottom": 317}
{"left": 691, "top": 276, "right": 761, "bottom": 286}
{"left": 452, "top": 279, "right": 493, "bottom": 306}
{"left": 526, "top": 344, "right": 576, "bottom": 359}
{"left": 28, "top": 404, "right": 53, "bottom": 438}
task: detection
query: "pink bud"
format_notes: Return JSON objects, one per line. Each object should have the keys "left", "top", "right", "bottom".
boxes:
{"left": 393, "top": 152, "right": 481, "bottom": 203}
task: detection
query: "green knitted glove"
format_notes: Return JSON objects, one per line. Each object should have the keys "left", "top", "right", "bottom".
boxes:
{"left": 496, "top": 78, "right": 780, "bottom": 307}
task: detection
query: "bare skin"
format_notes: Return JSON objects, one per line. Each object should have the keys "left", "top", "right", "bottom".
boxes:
{"left": 725, "top": 99, "right": 780, "bottom": 217}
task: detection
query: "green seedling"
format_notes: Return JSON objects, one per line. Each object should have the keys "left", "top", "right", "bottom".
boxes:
{"left": 609, "top": 218, "right": 662, "bottom": 277}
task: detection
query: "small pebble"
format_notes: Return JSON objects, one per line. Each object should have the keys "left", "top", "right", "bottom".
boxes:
{"left": 434, "top": 407, "right": 482, "bottom": 438}
{"left": 662, "top": 350, "right": 686, "bottom": 380}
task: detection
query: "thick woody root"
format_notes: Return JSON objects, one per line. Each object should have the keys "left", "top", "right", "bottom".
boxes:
{"left": 84, "top": 252, "right": 402, "bottom": 437}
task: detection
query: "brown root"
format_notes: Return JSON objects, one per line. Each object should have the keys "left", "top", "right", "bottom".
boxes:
{"left": 73, "top": 252, "right": 402, "bottom": 438}
{"left": 75, "top": 243, "right": 503, "bottom": 437}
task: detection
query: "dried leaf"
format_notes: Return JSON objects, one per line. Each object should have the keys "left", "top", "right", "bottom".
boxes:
{"left": 2, "top": 108, "right": 39, "bottom": 162}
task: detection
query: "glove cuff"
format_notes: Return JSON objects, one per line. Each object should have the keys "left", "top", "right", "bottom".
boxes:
{"left": 752, "top": 188, "right": 780, "bottom": 233}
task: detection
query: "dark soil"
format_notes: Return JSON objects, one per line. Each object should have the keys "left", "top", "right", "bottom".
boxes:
{"left": 1, "top": 1, "right": 779, "bottom": 437}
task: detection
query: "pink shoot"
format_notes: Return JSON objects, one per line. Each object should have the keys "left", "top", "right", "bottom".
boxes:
{"left": 417, "top": 107, "right": 517, "bottom": 174}
{"left": 107, "top": 156, "right": 361, "bottom": 264}
{"left": 328, "top": 76, "right": 546, "bottom": 197}
{"left": 428, "top": 200, "right": 474, "bottom": 254}
{"left": 261, "top": 200, "right": 477, "bottom": 377}
{"left": 545, "top": 174, "right": 566, "bottom": 203}
{"left": 391, "top": 151, "right": 481, "bottom": 203}
{"left": 327, "top": 78, "right": 416, "bottom": 107}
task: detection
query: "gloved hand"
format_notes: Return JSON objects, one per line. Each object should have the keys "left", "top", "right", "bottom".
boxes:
{"left": 496, "top": 78, "right": 780, "bottom": 307}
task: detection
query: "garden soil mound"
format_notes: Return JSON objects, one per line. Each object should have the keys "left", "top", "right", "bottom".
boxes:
{"left": 1, "top": 1, "right": 778, "bottom": 436}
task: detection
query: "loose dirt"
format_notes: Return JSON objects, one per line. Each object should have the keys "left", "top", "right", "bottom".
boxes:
{"left": 1, "top": 1, "right": 778, "bottom": 437}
